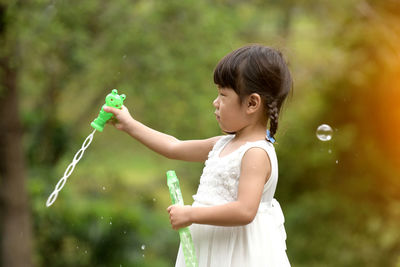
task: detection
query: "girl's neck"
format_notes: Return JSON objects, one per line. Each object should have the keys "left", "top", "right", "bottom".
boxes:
{"left": 232, "top": 121, "right": 267, "bottom": 143}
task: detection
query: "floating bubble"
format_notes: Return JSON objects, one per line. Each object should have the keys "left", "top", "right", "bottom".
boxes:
{"left": 316, "top": 124, "right": 333, "bottom": 141}
{"left": 141, "top": 244, "right": 146, "bottom": 250}
{"left": 102, "top": 186, "right": 106, "bottom": 191}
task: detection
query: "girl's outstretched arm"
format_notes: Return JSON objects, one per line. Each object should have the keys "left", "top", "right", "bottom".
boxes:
{"left": 103, "top": 106, "right": 220, "bottom": 162}
{"left": 167, "top": 147, "right": 271, "bottom": 229}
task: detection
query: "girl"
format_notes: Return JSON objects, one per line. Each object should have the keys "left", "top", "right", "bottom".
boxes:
{"left": 104, "top": 44, "right": 292, "bottom": 267}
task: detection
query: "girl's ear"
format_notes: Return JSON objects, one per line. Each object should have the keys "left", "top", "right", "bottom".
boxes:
{"left": 246, "top": 93, "right": 262, "bottom": 114}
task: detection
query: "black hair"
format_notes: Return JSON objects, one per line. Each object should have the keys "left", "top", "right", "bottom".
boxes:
{"left": 213, "top": 44, "right": 292, "bottom": 141}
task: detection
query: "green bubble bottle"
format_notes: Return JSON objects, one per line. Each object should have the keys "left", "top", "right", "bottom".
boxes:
{"left": 166, "top": 170, "right": 198, "bottom": 267}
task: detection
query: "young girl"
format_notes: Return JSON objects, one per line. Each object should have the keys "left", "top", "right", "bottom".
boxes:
{"left": 104, "top": 44, "right": 292, "bottom": 267}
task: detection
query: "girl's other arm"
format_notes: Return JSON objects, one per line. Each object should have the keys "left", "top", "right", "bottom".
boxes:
{"left": 103, "top": 106, "right": 220, "bottom": 162}
{"left": 167, "top": 147, "right": 271, "bottom": 229}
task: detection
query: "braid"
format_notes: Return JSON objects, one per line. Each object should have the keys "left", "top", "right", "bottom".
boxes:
{"left": 267, "top": 100, "right": 279, "bottom": 140}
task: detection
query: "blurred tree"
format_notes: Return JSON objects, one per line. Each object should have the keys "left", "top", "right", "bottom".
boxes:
{"left": 0, "top": 1, "right": 33, "bottom": 267}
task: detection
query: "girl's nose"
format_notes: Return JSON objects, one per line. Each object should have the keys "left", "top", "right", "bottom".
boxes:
{"left": 213, "top": 97, "right": 219, "bottom": 108}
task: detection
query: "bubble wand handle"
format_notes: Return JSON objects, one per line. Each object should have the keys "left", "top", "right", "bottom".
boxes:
{"left": 166, "top": 170, "right": 198, "bottom": 267}
{"left": 91, "top": 89, "right": 126, "bottom": 132}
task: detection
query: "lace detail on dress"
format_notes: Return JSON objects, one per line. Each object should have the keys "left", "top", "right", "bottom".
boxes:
{"left": 193, "top": 135, "right": 277, "bottom": 206}
{"left": 176, "top": 136, "right": 290, "bottom": 267}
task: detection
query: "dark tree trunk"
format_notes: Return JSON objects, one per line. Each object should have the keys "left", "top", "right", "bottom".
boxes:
{"left": 0, "top": 3, "right": 33, "bottom": 267}
{"left": 0, "top": 55, "right": 33, "bottom": 267}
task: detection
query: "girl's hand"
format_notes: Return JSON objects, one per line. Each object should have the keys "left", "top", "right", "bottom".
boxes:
{"left": 103, "top": 105, "right": 133, "bottom": 132}
{"left": 167, "top": 205, "right": 193, "bottom": 230}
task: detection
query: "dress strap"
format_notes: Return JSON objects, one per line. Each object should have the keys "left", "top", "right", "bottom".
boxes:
{"left": 208, "top": 135, "right": 234, "bottom": 158}
{"left": 238, "top": 140, "right": 275, "bottom": 159}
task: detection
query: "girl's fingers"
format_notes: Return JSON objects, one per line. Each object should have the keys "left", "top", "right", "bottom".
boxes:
{"left": 103, "top": 106, "right": 119, "bottom": 114}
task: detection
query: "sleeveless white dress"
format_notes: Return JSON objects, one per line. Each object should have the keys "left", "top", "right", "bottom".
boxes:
{"left": 175, "top": 135, "right": 290, "bottom": 267}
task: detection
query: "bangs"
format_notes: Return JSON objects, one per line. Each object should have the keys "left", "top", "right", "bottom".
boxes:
{"left": 213, "top": 46, "right": 250, "bottom": 94}
{"left": 213, "top": 54, "right": 237, "bottom": 90}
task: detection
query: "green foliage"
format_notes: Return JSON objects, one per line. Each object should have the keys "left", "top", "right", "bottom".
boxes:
{"left": 2, "top": 0, "right": 399, "bottom": 266}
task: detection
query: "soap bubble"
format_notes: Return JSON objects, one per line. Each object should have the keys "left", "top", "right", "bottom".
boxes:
{"left": 316, "top": 124, "right": 333, "bottom": 141}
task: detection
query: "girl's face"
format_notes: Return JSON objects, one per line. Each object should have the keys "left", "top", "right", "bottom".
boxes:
{"left": 213, "top": 87, "right": 248, "bottom": 133}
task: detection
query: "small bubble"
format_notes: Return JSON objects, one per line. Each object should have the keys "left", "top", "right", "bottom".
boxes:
{"left": 336, "top": 160, "right": 339, "bottom": 164}
{"left": 141, "top": 244, "right": 146, "bottom": 250}
{"left": 102, "top": 186, "right": 106, "bottom": 191}
{"left": 316, "top": 124, "right": 333, "bottom": 141}
{"left": 109, "top": 221, "right": 112, "bottom": 225}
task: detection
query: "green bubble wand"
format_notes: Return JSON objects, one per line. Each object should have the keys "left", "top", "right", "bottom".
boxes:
{"left": 166, "top": 170, "right": 198, "bottom": 267}
{"left": 46, "top": 89, "right": 126, "bottom": 207}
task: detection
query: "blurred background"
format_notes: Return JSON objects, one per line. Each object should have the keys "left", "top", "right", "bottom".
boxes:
{"left": 1, "top": 0, "right": 400, "bottom": 266}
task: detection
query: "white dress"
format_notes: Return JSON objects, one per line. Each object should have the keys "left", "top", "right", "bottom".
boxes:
{"left": 175, "top": 135, "right": 290, "bottom": 267}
